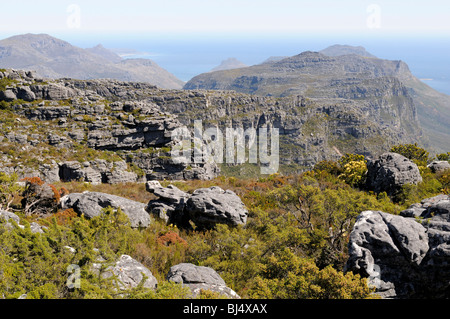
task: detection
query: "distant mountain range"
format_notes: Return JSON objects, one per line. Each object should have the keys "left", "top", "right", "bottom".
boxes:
{"left": 0, "top": 33, "right": 184, "bottom": 89}
{"left": 184, "top": 45, "right": 450, "bottom": 153}
{"left": 319, "top": 44, "right": 377, "bottom": 58}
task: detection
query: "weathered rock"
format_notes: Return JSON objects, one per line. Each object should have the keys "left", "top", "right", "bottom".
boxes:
{"left": 400, "top": 194, "right": 449, "bottom": 218}
{"left": 60, "top": 191, "right": 151, "bottom": 228}
{"left": 81, "top": 166, "right": 103, "bottom": 185}
{"left": 0, "top": 89, "right": 17, "bottom": 101}
{"left": 92, "top": 254, "right": 157, "bottom": 290}
{"left": 0, "top": 210, "right": 46, "bottom": 233}
{"left": 146, "top": 184, "right": 248, "bottom": 229}
{"left": 346, "top": 194, "right": 450, "bottom": 298}
{"left": 6, "top": 132, "right": 28, "bottom": 144}
{"left": 366, "top": 152, "right": 422, "bottom": 194}
{"left": 59, "top": 160, "right": 136, "bottom": 184}
{"left": 25, "top": 106, "right": 71, "bottom": 121}
{"left": 59, "top": 161, "right": 85, "bottom": 182}
{"left": 146, "top": 183, "right": 190, "bottom": 226}
{"left": 186, "top": 186, "right": 248, "bottom": 229}
{"left": 39, "top": 162, "right": 60, "bottom": 183}
{"left": 167, "top": 263, "right": 240, "bottom": 298}
{"left": 104, "top": 168, "right": 137, "bottom": 184}
{"left": 16, "top": 86, "right": 36, "bottom": 101}
{"left": 0, "top": 210, "right": 20, "bottom": 224}
{"left": 31, "top": 83, "right": 76, "bottom": 100}
{"left": 428, "top": 160, "right": 450, "bottom": 173}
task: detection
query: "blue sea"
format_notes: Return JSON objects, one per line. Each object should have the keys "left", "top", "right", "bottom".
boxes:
{"left": 67, "top": 33, "right": 450, "bottom": 95}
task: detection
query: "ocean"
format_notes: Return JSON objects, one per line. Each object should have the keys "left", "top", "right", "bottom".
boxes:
{"left": 68, "top": 33, "right": 450, "bottom": 95}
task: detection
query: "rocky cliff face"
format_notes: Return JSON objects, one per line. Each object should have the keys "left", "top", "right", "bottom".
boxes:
{"left": 184, "top": 49, "right": 450, "bottom": 152}
{"left": 0, "top": 69, "right": 218, "bottom": 183}
{"left": 0, "top": 67, "right": 421, "bottom": 181}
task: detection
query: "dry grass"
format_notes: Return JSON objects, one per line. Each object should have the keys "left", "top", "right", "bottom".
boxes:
{"left": 53, "top": 181, "right": 154, "bottom": 203}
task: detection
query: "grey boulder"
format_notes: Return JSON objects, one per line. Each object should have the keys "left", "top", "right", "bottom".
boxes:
{"left": 346, "top": 194, "right": 450, "bottom": 298}
{"left": 146, "top": 184, "right": 248, "bottom": 229}
{"left": 427, "top": 160, "right": 450, "bottom": 173}
{"left": 167, "top": 263, "right": 240, "bottom": 298}
{"left": 60, "top": 191, "right": 150, "bottom": 228}
{"left": 186, "top": 186, "right": 248, "bottom": 229}
{"left": 366, "top": 152, "right": 422, "bottom": 194}
{"left": 146, "top": 181, "right": 190, "bottom": 226}
{"left": 92, "top": 254, "right": 157, "bottom": 290}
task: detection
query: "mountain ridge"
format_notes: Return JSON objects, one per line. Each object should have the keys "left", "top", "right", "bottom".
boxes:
{"left": 0, "top": 33, "right": 184, "bottom": 89}
{"left": 184, "top": 46, "right": 450, "bottom": 153}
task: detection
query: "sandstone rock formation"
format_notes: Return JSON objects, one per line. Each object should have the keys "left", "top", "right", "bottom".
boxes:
{"left": 366, "top": 152, "right": 422, "bottom": 194}
{"left": 146, "top": 183, "right": 248, "bottom": 229}
{"left": 186, "top": 186, "right": 248, "bottom": 229}
{"left": 167, "top": 263, "right": 240, "bottom": 298}
{"left": 345, "top": 194, "right": 450, "bottom": 298}
{"left": 184, "top": 47, "right": 450, "bottom": 153}
{"left": 146, "top": 182, "right": 190, "bottom": 226}
{"left": 60, "top": 191, "right": 151, "bottom": 228}
{"left": 0, "top": 69, "right": 220, "bottom": 183}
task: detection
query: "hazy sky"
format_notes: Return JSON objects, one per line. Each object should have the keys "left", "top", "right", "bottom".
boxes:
{"left": 1, "top": 0, "right": 449, "bottom": 36}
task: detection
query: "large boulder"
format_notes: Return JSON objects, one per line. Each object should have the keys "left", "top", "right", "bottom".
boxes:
{"left": 92, "top": 254, "right": 157, "bottom": 290}
{"left": 345, "top": 194, "right": 450, "bottom": 298}
{"left": 186, "top": 186, "right": 248, "bottom": 229}
{"left": 60, "top": 191, "right": 150, "bottom": 228}
{"left": 366, "top": 152, "right": 422, "bottom": 194}
{"left": 167, "top": 263, "right": 240, "bottom": 298}
{"left": 427, "top": 160, "right": 450, "bottom": 173}
{"left": 146, "top": 183, "right": 248, "bottom": 229}
{"left": 146, "top": 181, "right": 190, "bottom": 226}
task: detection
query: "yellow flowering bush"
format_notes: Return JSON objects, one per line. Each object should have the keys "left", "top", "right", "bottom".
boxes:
{"left": 338, "top": 160, "right": 367, "bottom": 187}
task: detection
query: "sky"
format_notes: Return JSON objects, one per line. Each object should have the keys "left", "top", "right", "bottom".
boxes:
{"left": 0, "top": 0, "right": 449, "bottom": 37}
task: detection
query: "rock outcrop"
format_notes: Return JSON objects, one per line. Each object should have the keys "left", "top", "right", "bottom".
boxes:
{"left": 1, "top": 66, "right": 423, "bottom": 179}
{"left": 60, "top": 192, "right": 151, "bottom": 228}
{"left": 146, "top": 181, "right": 190, "bottom": 226}
{"left": 427, "top": 160, "right": 450, "bottom": 173}
{"left": 92, "top": 254, "right": 158, "bottom": 290}
{"left": 146, "top": 183, "right": 248, "bottom": 229}
{"left": 186, "top": 186, "right": 248, "bottom": 229}
{"left": 167, "top": 263, "right": 240, "bottom": 298}
{"left": 345, "top": 194, "right": 450, "bottom": 298}
{"left": 0, "top": 210, "right": 46, "bottom": 233}
{"left": 366, "top": 152, "right": 422, "bottom": 194}
{"left": 0, "top": 69, "right": 220, "bottom": 183}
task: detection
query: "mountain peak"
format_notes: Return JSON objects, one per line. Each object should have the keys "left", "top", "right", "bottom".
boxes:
{"left": 210, "top": 58, "right": 248, "bottom": 72}
{"left": 320, "top": 44, "right": 377, "bottom": 58}
{"left": 87, "top": 44, "right": 122, "bottom": 63}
